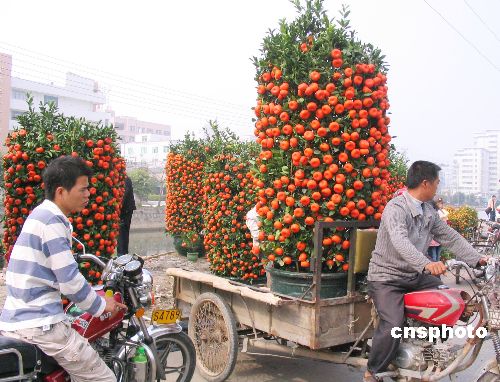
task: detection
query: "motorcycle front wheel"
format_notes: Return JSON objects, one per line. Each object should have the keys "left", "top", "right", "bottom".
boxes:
{"left": 154, "top": 331, "right": 196, "bottom": 382}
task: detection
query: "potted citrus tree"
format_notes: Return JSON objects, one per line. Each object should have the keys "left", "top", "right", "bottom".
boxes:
{"left": 178, "top": 231, "right": 204, "bottom": 262}
{"left": 253, "top": 0, "right": 392, "bottom": 298}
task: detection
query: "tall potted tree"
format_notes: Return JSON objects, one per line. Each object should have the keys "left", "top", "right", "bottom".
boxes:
{"left": 253, "top": 1, "right": 392, "bottom": 298}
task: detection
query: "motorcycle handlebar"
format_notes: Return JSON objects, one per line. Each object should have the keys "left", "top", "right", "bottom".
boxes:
{"left": 446, "top": 259, "right": 479, "bottom": 282}
{"left": 75, "top": 253, "right": 107, "bottom": 269}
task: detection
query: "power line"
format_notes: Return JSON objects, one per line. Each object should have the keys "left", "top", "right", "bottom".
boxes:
{"left": 422, "top": 0, "right": 500, "bottom": 72}
{"left": 0, "top": 52, "right": 255, "bottom": 126}
{"left": 463, "top": 0, "right": 500, "bottom": 45}
{"left": 0, "top": 64, "right": 254, "bottom": 127}
{"left": 0, "top": 41, "right": 252, "bottom": 111}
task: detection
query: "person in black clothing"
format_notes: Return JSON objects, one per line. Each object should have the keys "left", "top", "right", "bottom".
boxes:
{"left": 117, "top": 176, "right": 136, "bottom": 255}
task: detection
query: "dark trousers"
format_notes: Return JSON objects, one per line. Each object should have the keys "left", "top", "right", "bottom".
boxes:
{"left": 367, "top": 274, "right": 442, "bottom": 374}
{"left": 117, "top": 214, "right": 133, "bottom": 255}
{"left": 490, "top": 211, "right": 496, "bottom": 222}
{"left": 427, "top": 246, "right": 441, "bottom": 262}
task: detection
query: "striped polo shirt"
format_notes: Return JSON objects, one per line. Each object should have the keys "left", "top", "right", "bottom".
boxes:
{"left": 0, "top": 200, "right": 105, "bottom": 331}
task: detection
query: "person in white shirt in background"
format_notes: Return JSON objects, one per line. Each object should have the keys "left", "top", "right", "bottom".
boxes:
{"left": 246, "top": 205, "right": 260, "bottom": 247}
{"left": 487, "top": 195, "right": 497, "bottom": 222}
{"left": 436, "top": 198, "right": 449, "bottom": 222}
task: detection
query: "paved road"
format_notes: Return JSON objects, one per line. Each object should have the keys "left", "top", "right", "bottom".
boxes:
{"left": 190, "top": 273, "right": 496, "bottom": 382}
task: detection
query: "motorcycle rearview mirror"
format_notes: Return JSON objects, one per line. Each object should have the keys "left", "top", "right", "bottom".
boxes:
{"left": 72, "top": 236, "right": 86, "bottom": 255}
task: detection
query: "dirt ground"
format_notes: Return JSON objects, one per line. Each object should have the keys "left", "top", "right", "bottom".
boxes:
{"left": 0, "top": 252, "right": 210, "bottom": 313}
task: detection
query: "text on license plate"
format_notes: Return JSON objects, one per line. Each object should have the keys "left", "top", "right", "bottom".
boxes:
{"left": 151, "top": 309, "right": 181, "bottom": 324}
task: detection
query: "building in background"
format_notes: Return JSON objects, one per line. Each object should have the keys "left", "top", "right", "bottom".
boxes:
{"left": 120, "top": 134, "right": 170, "bottom": 169}
{"left": 0, "top": 53, "right": 12, "bottom": 146}
{"left": 442, "top": 130, "right": 500, "bottom": 197}
{"left": 438, "top": 162, "right": 457, "bottom": 193}
{"left": 114, "top": 116, "right": 171, "bottom": 143}
{"left": 452, "top": 147, "right": 490, "bottom": 195}
{"left": 472, "top": 130, "right": 500, "bottom": 195}
{"left": 9, "top": 72, "right": 113, "bottom": 131}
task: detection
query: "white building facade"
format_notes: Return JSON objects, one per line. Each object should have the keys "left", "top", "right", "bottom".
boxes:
{"left": 115, "top": 116, "right": 171, "bottom": 144}
{"left": 452, "top": 148, "right": 490, "bottom": 195}
{"left": 120, "top": 134, "right": 170, "bottom": 168}
{"left": 9, "top": 72, "right": 113, "bottom": 130}
{"left": 472, "top": 130, "right": 500, "bottom": 195}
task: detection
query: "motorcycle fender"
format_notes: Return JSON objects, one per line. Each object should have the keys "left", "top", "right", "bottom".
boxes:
{"left": 116, "top": 323, "right": 182, "bottom": 361}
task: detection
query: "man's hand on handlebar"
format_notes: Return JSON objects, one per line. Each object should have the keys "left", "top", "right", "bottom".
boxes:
{"left": 424, "top": 261, "right": 447, "bottom": 276}
{"left": 103, "top": 295, "right": 128, "bottom": 317}
{"left": 478, "top": 255, "right": 490, "bottom": 266}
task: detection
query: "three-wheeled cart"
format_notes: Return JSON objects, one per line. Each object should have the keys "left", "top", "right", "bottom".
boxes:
{"left": 167, "top": 221, "right": 379, "bottom": 381}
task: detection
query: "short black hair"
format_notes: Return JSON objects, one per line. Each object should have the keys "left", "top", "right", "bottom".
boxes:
{"left": 42, "top": 156, "right": 92, "bottom": 200}
{"left": 406, "top": 161, "right": 441, "bottom": 189}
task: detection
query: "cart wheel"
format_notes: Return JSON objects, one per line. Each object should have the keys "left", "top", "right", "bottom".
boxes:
{"left": 188, "top": 292, "right": 238, "bottom": 382}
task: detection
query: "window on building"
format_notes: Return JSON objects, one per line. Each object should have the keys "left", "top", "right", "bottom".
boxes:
{"left": 11, "top": 110, "right": 25, "bottom": 120}
{"left": 141, "top": 135, "right": 147, "bottom": 142}
{"left": 12, "top": 89, "right": 27, "bottom": 100}
{"left": 147, "top": 128, "right": 153, "bottom": 133}
{"left": 128, "top": 148, "right": 134, "bottom": 155}
{"left": 141, "top": 147, "right": 147, "bottom": 154}
{"left": 115, "top": 123, "right": 125, "bottom": 130}
{"left": 129, "top": 125, "right": 135, "bottom": 132}
{"left": 44, "top": 95, "right": 58, "bottom": 106}
{"left": 163, "top": 146, "right": 168, "bottom": 153}
{"left": 152, "top": 147, "right": 158, "bottom": 154}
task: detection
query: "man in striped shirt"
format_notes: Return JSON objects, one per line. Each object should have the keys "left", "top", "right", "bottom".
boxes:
{"left": 363, "top": 161, "right": 486, "bottom": 382}
{"left": 0, "top": 156, "right": 126, "bottom": 382}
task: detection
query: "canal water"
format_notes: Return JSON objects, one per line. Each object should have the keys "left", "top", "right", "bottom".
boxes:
{"left": 129, "top": 228, "right": 174, "bottom": 256}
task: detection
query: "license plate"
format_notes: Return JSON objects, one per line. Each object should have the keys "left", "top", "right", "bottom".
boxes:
{"left": 151, "top": 309, "right": 181, "bottom": 324}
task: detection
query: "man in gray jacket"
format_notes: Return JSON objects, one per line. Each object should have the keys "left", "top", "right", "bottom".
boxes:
{"left": 363, "top": 161, "right": 486, "bottom": 382}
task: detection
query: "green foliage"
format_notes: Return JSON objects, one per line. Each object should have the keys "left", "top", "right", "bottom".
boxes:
{"left": 252, "top": 0, "right": 387, "bottom": 91}
{"left": 3, "top": 96, "right": 125, "bottom": 275}
{"left": 447, "top": 205, "right": 478, "bottom": 237}
{"left": 128, "top": 168, "right": 157, "bottom": 203}
{"left": 388, "top": 144, "right": 409, "bottom": 180}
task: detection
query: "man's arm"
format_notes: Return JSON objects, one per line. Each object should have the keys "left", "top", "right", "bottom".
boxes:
{"left": 384, "top": 204, "right": 432, "bottom": 272}
{"left": 43, "top": 216, "right": 106, "bottom": 317}
{"left": 431, "top": 218, "right": 481, "bottom": 266}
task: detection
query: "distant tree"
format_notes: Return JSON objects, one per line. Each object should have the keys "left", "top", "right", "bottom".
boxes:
{"left": 128, "top": 168, "right": 156, "bottom": 204}
{"left": 388, "top": 145, "right": 409, "bottom": 180}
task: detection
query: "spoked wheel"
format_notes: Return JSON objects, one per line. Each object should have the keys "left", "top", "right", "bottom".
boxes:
{"left": 154, "top": 332, "right": 196, "bottom": 382}
{"left": 188, "top": 292, "right": 238, "bottom": 382}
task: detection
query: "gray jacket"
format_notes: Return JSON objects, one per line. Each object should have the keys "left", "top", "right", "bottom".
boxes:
{"left": 368, "top": 192, "right": 481, "bottom": 282}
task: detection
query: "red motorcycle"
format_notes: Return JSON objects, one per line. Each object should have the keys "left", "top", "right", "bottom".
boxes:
{"left": 371, "top": 259, "right": 500, "bottom": 381}
{"left": 0, "top": 250, "right": 196, "bottom": 382}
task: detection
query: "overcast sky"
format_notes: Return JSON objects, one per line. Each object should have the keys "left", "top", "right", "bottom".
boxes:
{"left": 1, "top": 0, "right": 499, "bottom": 166}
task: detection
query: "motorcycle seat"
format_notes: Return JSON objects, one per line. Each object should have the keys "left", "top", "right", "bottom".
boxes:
{"left": 0, "top": 335, "right": 59, "bottom": 376}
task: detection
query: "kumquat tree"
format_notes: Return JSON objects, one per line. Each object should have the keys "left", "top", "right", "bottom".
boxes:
{"left": 165, "top": 132, "right": 206, "bottom": 255}
{"left": 201, "top": 122, "right": 264, "bottom": 282}
{"left": 3, "top": 98, "right": 126, "bottom": 283}
{"left": 252, "top": 1, "right": 393, "bottom": 273}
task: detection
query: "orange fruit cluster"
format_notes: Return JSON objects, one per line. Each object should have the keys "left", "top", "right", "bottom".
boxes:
{"left": 253, "top": 3, "right": 392, "bottom": 272}
{"left": 202, "top": 154, "right": 264, "bottom": 281}
{"left": 165, "top": 153, "right": 204, "bottom": 236}
{"left": 3, "top": 103, "right": 125, "bottom": 283}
